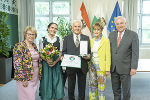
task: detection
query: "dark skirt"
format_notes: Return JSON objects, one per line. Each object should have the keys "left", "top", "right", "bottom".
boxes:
{"left": 40, "top": 56, "right": 64, "bottom": 100}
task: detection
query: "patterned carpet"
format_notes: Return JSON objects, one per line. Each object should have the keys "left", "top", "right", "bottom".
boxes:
{"left": 0, "top": 72, "right": 150, "bottom": 100}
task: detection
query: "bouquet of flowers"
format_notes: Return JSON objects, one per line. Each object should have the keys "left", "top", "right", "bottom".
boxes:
{"left": 40, "top": 44, "right": 59, "bottom": 60}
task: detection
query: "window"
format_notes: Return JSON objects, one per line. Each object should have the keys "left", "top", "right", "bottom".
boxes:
{"left": 138, "top": 0, "right": 150, "bottom": 45}
{"left": 35, "top": 0, "right": 71, "bottom": 46}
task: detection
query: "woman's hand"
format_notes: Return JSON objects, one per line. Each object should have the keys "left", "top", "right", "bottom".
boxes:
{"left": 40, "top": 54, "right": 46, "bottom": 61}
{"left": 22, "top": 81, "right": 28, "bottom": 87}
{"left": 105, "top": 71, "right": 110, "bottom": 77}
{"left": 46, "top": 59, "right": 53, "bottom": 67}
{"left": 49, "top": 61, "right": 57, "bottom": 67}
{"left": 60, "top": 56, "right": 63, "bottom": 61}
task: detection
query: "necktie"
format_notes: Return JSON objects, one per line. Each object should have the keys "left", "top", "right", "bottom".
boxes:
{"left": 117, "top": 32, "right": 122, "bottom": 48}
{"left": 75, "top": 35, "right": 79, "bottom": 47}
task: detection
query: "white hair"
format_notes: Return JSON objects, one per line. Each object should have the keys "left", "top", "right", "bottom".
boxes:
{"left": 72, "top": 20, "right": 83, "bottom": 28}
{"left": 114, "top": 16, "right": 126, "bottom": 24}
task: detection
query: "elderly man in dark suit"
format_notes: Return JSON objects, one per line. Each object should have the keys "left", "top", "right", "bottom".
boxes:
{"left": 109, "top": 16, "right": 139, "bottom": 100}
{"left": 62, "top": 20, "right": 91, "bottom": 100}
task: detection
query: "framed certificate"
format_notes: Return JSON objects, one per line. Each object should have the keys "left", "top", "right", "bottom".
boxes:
{"left": 61, "top": 54, "right": 81, "bottom": 68}
{"left": 80, "top": 41, "right": 88, "bottom": 56}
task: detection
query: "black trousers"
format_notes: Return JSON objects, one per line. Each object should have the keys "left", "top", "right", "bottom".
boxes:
{"left": 67, "top": 69, "right": 86, "bottom": 100}
{"left": 62, "top": 70, "right": 67, "bottom": 87}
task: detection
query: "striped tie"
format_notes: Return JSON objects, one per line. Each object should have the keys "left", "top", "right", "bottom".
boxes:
{"left": 75, "top": 35, "right": 79, "bottom": 47}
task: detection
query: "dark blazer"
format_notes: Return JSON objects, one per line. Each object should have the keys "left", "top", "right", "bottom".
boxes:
{"left": 109, "top": 29, "right": 139, "bottom": 74}
{"left": 62, "top": 33, "right": 91, "bottom": 74}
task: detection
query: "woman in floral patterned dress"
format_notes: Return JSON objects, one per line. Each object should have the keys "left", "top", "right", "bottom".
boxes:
{"left": 13, "top": 26, "right": 42, "bottom": 100}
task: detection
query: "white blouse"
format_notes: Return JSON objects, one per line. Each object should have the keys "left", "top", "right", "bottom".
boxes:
{"left": 92, "top": 39, "right": 101, "bottom": 64}
{"left": 39, "top": 35, "right": 63, "bottom": 51}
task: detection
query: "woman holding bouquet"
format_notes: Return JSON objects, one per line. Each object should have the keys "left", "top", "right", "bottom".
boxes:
{"left": 39, "top": 22, "right": 64, "bottom": 100}
{"left": 13, "top": 26, "right": 42, "bottom": 100}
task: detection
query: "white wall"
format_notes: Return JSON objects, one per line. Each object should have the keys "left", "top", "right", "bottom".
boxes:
{"left": 140, "top": 46, "right": 150, "bottom": 59}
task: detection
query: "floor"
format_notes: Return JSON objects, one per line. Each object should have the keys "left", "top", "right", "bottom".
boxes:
{"left": 0, "top": 59, "right": 150, "bottom": 100}
{"left": 1, "top": 72, "right": 150, "bottom": 100}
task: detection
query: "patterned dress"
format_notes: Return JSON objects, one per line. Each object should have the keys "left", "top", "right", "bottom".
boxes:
{"left": 89, "top": 37, "right": 106, "bottom": 100}
{"left": 39, "top": 36, "right": 64, "bottom": 100}
{"left": 17, "top": 48, "right": 40, "bottom": 100}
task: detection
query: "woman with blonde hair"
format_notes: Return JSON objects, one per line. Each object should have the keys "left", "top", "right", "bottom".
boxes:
{"left": 13, "top": 26, "right": 42, "bottom": 100}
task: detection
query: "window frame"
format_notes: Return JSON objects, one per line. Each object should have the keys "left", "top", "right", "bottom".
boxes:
{"left": 35, "top": 0, "right": 71, "bottom": 32}
{"left": 138, "top": 0, "right": 150, "bottom": 45}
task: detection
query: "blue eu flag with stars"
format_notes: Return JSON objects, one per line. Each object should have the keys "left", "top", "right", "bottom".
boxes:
{"left": 107, "top": 1, "right": 122, "bottom": 32}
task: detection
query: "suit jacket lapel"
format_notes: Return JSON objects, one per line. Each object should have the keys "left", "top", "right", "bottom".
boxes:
{"left": 114, "top": 32, "right": 118, "bottom": 49}
{"left": 80, "top": 34, "right": 84, "bottom": 41}
{"left": 69, "top": 34, "right": 76, "bottom": 47}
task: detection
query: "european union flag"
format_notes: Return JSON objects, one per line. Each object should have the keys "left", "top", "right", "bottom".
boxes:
{"left": 107, "top": 1, "right": 122, "bottom": 32}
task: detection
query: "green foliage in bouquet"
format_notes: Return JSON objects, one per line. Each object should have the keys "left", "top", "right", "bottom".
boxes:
{"left": 40, "top": 44, "right": 59, "bottom": 60}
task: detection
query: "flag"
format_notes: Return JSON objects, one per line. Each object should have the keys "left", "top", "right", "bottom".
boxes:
{"left": 80, "top": 2, "right": 91, "bottom": 32}
{"left": 80, "top": 2, "right": 92, "bottom": 39}
{"left": 107, "top": 1, "right": 122, "bottom": 32}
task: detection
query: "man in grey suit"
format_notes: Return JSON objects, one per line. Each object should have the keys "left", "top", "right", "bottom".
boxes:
{"left": 108, "top": 16, "right": 139, "bottom": 100}
{"left": 62, "top": 20, "right": 91, "bottom": 100}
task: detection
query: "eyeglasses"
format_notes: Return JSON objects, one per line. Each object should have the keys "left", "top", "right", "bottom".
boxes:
{"left": 93, "top": 29, "right": 101, "bottom": 32}
{"left": 27, "top": 33, "right": 36, "bottom": 36}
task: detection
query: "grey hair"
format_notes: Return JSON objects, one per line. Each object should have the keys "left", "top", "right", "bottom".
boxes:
{"left": 114, "top": 16, "right": 126, "bottom": 24}
{"left": 72, "top": 20, "right": 83, "bottom": 28}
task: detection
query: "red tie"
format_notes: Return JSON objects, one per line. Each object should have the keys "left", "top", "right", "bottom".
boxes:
{"left": 117, "top": 32, "right": 122, "bottom": 48}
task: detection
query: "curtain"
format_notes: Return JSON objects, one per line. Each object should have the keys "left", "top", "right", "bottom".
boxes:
{"left": 18, "top": 0, "right": 35, "bottom": 41}
{"left": 123, "top": 0, "right": 137, "bottom": 32}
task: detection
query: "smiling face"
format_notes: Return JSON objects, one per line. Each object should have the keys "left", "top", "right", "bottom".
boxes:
{"left": 93, "top": 22, "right": 103, "bottom": 39}
{"left": 48, "top": 23, "right": 58, "bottom": 36}
{"left": 72, "top": 21, "right": 82, "bottom": 35}
{"left": 93, "top": 26, "right": 102, "bottom": 39}
{"left": 115, "top": 17, "right": 126, "bottom": 33}
{"left": 25, "top": 30, "right": 36, "bottom": 43}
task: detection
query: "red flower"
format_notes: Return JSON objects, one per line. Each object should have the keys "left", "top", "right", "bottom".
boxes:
{"left": 46, "top": 52, "right": 50, "bottom": 55}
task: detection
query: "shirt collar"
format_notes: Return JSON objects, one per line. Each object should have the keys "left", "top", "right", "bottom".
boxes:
{"left": 95, "top": 33, "right": 102, "bottom": 41}
{"left": 45, "top": 34, "right": 57, "bottom": 43}
{"left": 73, "top": 33, "right": 80, "bottom": 39}
{"left": 117, "top": 30, "right": 125, "bottom": 38}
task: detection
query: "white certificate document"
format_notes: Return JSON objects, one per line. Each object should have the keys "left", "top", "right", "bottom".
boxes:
{"left": 61, "top": 54, "right": 81, "bottom": 68}
{"left": 80, "top": 41, "right": 88, "bottom": 56}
